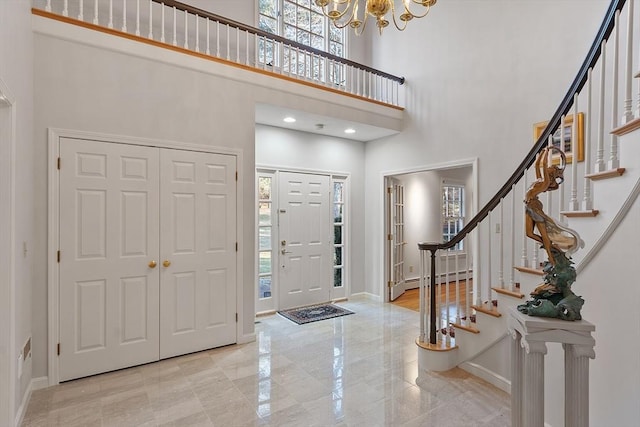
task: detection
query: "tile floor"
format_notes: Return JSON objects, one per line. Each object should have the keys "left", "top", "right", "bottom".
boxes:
{"left": 21, "top": 297, "right": 510, "bottom": 426}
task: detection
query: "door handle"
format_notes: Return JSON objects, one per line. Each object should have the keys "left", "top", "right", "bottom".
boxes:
{"left": 281, "top": 249, "right": 292, "bottom": 255}
{"left": 162, "top": 260, "right": 171, "bottom": 268}
{"left": 148, "top": 260, "right": 157, "bottom": 269}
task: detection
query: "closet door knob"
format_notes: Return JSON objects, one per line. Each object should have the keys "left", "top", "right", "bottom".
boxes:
{"left": 162, "top": 260, "right": 171, "bottom": 268}
{"left": 148, "top": 260, "right": 157, "bottom": 269}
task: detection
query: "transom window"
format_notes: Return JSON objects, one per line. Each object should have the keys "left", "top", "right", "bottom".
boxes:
{"left": 258, "top": 0, "right": 346, "bottom": 83}
{"left": 442, "top": 183, "right": 465, "bottom": 251}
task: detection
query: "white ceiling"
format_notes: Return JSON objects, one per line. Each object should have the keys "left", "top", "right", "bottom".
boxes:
{"left": 255, "top": 103, "right": 401, "bottom": 142}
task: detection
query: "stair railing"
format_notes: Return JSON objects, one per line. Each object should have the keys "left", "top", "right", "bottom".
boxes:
{"left": 33, "top": 0, "right": 405, "bottom": 107}
{"left": 418, "top": 0, "right": 630, "bottom": 347}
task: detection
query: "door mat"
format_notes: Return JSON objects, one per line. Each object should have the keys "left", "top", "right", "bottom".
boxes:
{"left": 278, "top": 303, "right": 354, "bottom": 325}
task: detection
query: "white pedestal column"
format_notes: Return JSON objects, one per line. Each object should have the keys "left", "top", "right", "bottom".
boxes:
{"left": 508, "top": 308, "right": 596, "bottom": 427}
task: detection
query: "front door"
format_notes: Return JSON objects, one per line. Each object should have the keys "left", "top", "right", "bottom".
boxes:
{"left": 278, "top": 172, "right": 332, "bottom": 309}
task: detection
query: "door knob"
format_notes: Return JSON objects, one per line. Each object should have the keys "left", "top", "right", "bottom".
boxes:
{"left": 162, "top": 260, "right": 171, "bottom": 268}
{"left": 148, "top": 260, "right": 157, "bottom": 268}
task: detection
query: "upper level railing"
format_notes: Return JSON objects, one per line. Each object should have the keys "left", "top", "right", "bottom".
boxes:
{"left": 34, "top": 0, "right": 405, "bottom": 107}
{"left": 418, "top": 0, "right": 629, "bottom": 346}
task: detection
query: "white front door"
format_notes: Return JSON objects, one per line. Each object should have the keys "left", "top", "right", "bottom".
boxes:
{"left": 159, "top": 149, "right": 237, "bottom": 359}
{"left": 278, "top": 172, "right": 332, "bottom": 309}
{"left": 58, "top": 139, "right": 237, "bottom": 380}
{"left": 388, "top": 178, "right": 406, "bottom": 301}
{"left": 59, "top": 138, "right": 160, "bottom": 381}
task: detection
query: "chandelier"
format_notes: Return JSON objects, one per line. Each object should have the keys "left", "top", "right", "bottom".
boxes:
{"left": 314, "top": 0, "right": 437, "bottom": 35}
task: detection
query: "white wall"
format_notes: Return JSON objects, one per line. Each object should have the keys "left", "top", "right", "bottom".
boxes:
{"left": 364, "top": 0, "right": 610, "bottom": 297}
{"left": 255, "top": 124, "right": 366, "bottom": 294}
{"left": 0, "top": 0, "right": 35, "bottom": 423}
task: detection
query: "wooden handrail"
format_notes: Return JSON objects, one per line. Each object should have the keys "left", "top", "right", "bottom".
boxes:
{"left": 419, "top": 0, "right": 626, "bottom": 254}
{"left": 153, "top": 0, "right": 406, "bottom": 84}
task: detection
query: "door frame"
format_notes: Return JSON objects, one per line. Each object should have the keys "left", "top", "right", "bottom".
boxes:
{"left": 255, "top": 165, "right": 351, "bottom": 312}
{"left": 47, "top": 128, "right": 244, "bottom": 385}
{"left": 0, "top": 78, "right": 16, "bottom": 426}
{"left": 380, "top": 158, "right": 479, "bottom": 302}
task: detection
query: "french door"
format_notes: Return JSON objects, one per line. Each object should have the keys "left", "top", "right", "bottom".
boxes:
{"left": 387, "top": 178, "right": 406, "bottom": 301}
{"left": 58, "top": 138, "right": 236, "bottom": 381}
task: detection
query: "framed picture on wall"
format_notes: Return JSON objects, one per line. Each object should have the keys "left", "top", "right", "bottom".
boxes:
{"left": 533, "top": 112, "right": 585, "bottom": 164}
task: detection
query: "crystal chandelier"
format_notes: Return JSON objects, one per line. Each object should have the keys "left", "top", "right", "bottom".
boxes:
{"left": 314, "top": 0, "right": 437, "bottom": 35}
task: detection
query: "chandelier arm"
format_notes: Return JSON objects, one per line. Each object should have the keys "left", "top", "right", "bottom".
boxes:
{"left": 391, "top": 12, "right": 409, "bottom": 31}
{"left": 404, "top": 7, "right": 432, "bottom": 20}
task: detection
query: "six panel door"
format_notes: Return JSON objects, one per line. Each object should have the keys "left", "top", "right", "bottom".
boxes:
{"left": 278, "top": 172, "right": 331, "bottom": 310}
{"left": 58, "top": 138, "right": 237, "bottom": 380}
{"left": 59, "top": 138, "right": 161, "bottom": 381}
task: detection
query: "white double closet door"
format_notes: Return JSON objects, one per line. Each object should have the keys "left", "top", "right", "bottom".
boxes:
{"left": 58, "top": 138, "right": 236, "bottom": 381}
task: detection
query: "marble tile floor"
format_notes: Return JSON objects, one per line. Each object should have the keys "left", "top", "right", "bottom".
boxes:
{"left": 21, "top": 297, "right": 510, "bottom": 426}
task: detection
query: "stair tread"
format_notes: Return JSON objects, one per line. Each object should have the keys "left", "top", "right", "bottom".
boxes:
{"left": 514, "top": 266, "right": 544, "bottom": 276}
{"left": 585, "top": 168, "right": 626, "bottom": 180}
{"left": 415, "top": 338, "right": 458, "bottom": 352}
{"left": 492, "top": 287, "right": 525, "bottom": 299}
{"left": 561, "top": 209, "right": 599, "bottom": 218}
{"left": 452, "top": 322, "right": 480, "bottom": 334}
{"left": 472, "top": 303, "right": 502, "bottom": 318}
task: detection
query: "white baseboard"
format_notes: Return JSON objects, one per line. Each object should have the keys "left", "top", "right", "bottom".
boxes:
{"left": 238, "top": 332, "right": 256, "bottom": 345}
{"left": 14, "top": 377, "right": 34, "bottom": 427}
{"left": 459, "top": 361, "right": 511, "bottom": 394}
{"left": 31, "top": 376, "right": 49, "bottom": 391}
{"left": 349, "top": 292, "right": 382, "bottom": 302}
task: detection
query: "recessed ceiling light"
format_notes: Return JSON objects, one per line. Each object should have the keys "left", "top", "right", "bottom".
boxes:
{"left": 283, "top": 117, "right": 296, "bottom": 123}
{"left": 344, "top": 128, "right": 356, "bottom": 134}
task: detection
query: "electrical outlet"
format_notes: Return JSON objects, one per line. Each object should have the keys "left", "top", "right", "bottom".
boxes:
{"left": 23, "top": 337, "right": 31, "bottom": 360}
{"left": 409, "top": 265, "right": 414, "bottom": 273}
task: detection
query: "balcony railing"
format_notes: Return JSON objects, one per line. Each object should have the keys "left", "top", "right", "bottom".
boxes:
{"left": 33, "top": 0, "right": 405, "bottom": 108}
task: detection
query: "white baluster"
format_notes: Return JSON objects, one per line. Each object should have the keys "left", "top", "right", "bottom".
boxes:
{"left": 419, "top": 249, "right": 426, "bottom": 342}
{"left": 546, "top": 134, "right": 554, "bottom": 222}
{"left": 498, "top": 200, "right": 504, "bottom": 288}
{"left": 195, "top": 15, "right": 200, "bottom": 52}
{"left": 205, "top": 18, "right": 210, "bottom": 55}
{"left": 485, "top": 213, "right": 491, "bottom": 306}
{"left": 45, "top": 0, "right": 51, "bottom": 12}
{"left": 216, "top": 21, "right": 220, "bottom": 57}
{"left": 160, "top": 4, "right": 165, "bottom": 43}
{"left": 184, "top": 10, "right": 189, "bottom": 49}
{"left": 234, "top": 28, "right": 239, "bottom": 63}
{"left": 108, "top": 0, "right": 113, "bottom": 29}
{"left": 608, "top": 10, "right": 620, "bottom": 170}
{"left": 62, "top": 0, "right": 68, "bottom": 17}
{"left": 224, "top": 24, "right": 229, "bottom": 60}
{"left": 569, "top": 94, "right": 580, "bottom": 211}
{"left": 437, "top": 253, "right": 442, "bottom": 343}
{"left": 245, "top": 31, "right": 249, "bottom": 65}
{"left": 521, "top": 171, "right": 529, "bottom": 267}
{"left": 465, "top": 239, "right": 471, "bottom": 327}
{"left": 445, "top": 252, "right": 450, "bottom": 345}
{"left": 78, "top": 0, "right": 83, "bottom": 20}
{"left": 596, "top": 41, "right": 606, "bottom": 172}
{"left": 122, "top": 0, "right": 127, "bottom": 32}
{"left": 172, "top": 7, "right": 177, "bottom": 46}
{"left": 557, "top": 116, "right": 565, "bottom": 217}
{"left": 93, "top": 0, "right": 98, "bottom": 24}
{"left": 510, "top": 183, "right": 516, "bottom": 287}
{"left": 455, "top": 252, "right": 461, "bottom": 325}
{"left": 583, "top": 68, "right": 594, "bottom": 210}
{"left": 623, "top": 0, "right": 635, "bottom": 124}
{"left": 135, "top": 0, "right": 140, "bottom": 36}
{"left": 609, "top": 10, "right": 621, "bottom": 170}
{"left": 148, "top": 0, "right": 153, "bottom": 39}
